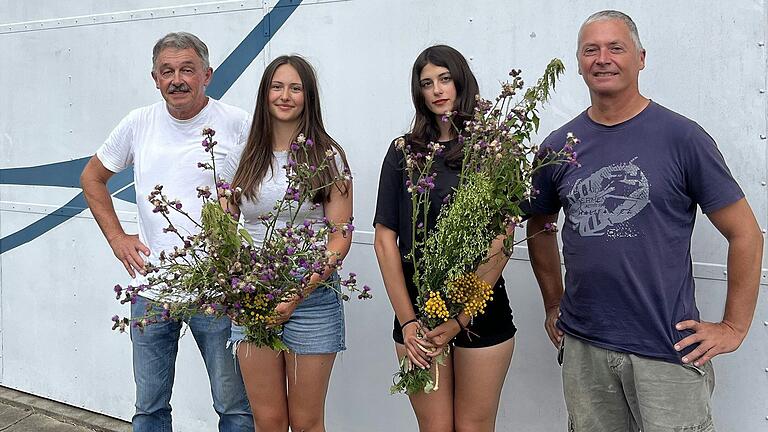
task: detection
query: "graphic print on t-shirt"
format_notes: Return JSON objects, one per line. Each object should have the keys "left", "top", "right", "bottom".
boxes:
{"left": 566, "top": 157, "right": 649, "bottom": 238}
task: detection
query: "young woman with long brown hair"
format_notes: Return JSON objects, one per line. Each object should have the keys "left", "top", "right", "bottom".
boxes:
{"left": 220, "top": 55, "right": 352, "bottom": 432}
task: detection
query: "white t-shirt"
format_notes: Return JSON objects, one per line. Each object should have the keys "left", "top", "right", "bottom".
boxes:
{"left": 219, "top": 148, "right": 327, "bottom": 243}
{"left": 97, "top": 99, "right": 250, "bottom": 296}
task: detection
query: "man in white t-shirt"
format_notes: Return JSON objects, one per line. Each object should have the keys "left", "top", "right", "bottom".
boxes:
{"left": 80, "top": 32, "right": 253, "bottom": 432}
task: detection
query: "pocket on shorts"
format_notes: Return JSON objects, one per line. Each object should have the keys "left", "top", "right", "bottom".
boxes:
{"left": 675, "top": 415, "right": 714, "bottom": 432}
{"left": 682, "top": 363, "right": 707, "bottom": 376}
{"left": 682, "top": 362, "right": 716, "bottom": 395}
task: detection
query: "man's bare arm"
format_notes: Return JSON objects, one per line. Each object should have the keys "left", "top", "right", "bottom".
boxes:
{"left": 527, "top": 212, "right": 565, "bottom": 347}
{"left": 675, "top": 198, "right": 764, "bottom": 365}
{"left": 80, "top": 155, "right": 149, "bottom": 277}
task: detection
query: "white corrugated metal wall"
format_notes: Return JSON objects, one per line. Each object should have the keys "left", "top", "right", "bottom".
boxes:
{"left": 0, "top": 1, "right": 766, "bottom": 430}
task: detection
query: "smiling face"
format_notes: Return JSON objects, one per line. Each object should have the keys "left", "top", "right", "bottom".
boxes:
{"left": 267, "top": 63, "right": 305, "bottom": 125}
{"left": 151, "top": 47, "right": 212, "bottom": 120}
{"left": 577, "top": 18, "right": 646, "bottom": 101}
{"left": 419, "top": 62, "right": 457, "bottom": 117}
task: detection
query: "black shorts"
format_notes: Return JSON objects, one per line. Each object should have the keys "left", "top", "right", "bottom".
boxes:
{"left": 392, "top": 261, "right": 517, "bottom": 348}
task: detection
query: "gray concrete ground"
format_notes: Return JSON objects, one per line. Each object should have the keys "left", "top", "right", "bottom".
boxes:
{"left": 0, "top": 386, "right": 130, "bottom": 432}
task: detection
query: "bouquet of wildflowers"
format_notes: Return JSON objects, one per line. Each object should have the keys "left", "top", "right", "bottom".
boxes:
{"left": 390, "top": 59, "right": 579, "bottom": 394}
{"left": 112, "top": 129, "right": 371, "bottom": 351}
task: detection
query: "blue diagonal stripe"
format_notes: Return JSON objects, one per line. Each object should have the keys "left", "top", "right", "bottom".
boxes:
{"left": 207, "top": 0, "right": 303, "bottom": 99}
{"left": 0, "top": 158, "right": 89, "bottom": 188}
{"left": 0, "top": 193, "right": 89, "bottom": 253}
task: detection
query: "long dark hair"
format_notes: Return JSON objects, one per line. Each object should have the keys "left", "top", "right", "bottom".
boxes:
{"left": 408, "top": 45, "right": 479, "bottom": 165}
{"left": 232, "top": 55, "right": 349, "bottom": 204}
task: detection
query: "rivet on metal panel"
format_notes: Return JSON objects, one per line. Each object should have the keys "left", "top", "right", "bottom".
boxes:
{"left": 469, "top": 17, "right": 473, "bottom": 22}
{"left": 762, "top": 228, "right": 767, "bottom": 234}
{"left": 469, "top": 56, "right": 474, "bottom": 61}
{"left": 765, "top": 368, "right": 768, "bottom": 372}
{"left": 723, "top": 270, "right": 727, "bottom": 275}
{"left": 759, "top": 42, "right": 766, "bottom": 47}
{"left": 69, "top": 130, "right": 73, "bottom": 133}
{"left": 761, "top": 135, "right": 767, "bottom": 140}
{"left": 172, "top": 10, "right": 176, "bottom": 14}
{"left": 760, "top": 89, "right": 766, "bottom": 94}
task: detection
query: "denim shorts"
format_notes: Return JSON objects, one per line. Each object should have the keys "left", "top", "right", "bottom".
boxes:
{"left": 230, "top": 278, "right": 346, "bottom": 355}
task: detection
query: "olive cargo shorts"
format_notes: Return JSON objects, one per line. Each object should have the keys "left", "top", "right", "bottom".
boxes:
{"left": 561, "top": 334, "right": 716, "bottom": 432}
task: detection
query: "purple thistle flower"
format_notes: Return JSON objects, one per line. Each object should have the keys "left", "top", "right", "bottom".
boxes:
{"left": 544, "top": 222, "right": 558, "bottom": 233}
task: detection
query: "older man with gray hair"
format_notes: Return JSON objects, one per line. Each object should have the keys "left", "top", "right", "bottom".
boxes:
{"left": 526, "top": 10, "right": 763, "bottom": 432}
{"left": 81, "top": 32, "right": 253, "bottom": 431}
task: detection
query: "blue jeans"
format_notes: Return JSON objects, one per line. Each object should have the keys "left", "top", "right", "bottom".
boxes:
{"left": 131, "top": 295, "right": 254, "bottom": 432}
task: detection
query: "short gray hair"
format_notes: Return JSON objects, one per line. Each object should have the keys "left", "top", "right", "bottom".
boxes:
{"left": 578, "top": 10, "right": 643, "bottom": 52}
{"left": 152, "top": 32, "right": 210, "bottom": 71}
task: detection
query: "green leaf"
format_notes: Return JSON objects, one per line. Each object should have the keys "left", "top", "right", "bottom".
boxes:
{"left": 239, "top": 228, "right": 254, "bottom": 247}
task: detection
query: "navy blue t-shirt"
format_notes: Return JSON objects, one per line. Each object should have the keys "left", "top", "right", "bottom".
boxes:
{"left": 529, "top": 101, "right": 744, "bottom": 363}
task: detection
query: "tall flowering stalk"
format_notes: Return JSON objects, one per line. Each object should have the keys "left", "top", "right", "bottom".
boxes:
{"left": 112, "top": 129, "right": 371, "bottom": 351}
{"left": 391, "top": 59, "right": 578, "bottom": 395}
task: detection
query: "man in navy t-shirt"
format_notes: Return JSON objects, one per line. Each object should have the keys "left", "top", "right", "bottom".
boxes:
{"left": 526, "top": 10, "right": 763, "bottom": 432}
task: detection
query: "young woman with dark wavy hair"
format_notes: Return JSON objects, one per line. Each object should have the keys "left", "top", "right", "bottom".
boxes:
{"left": 374, "top": 45, "right": 517, "bottom": 431}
